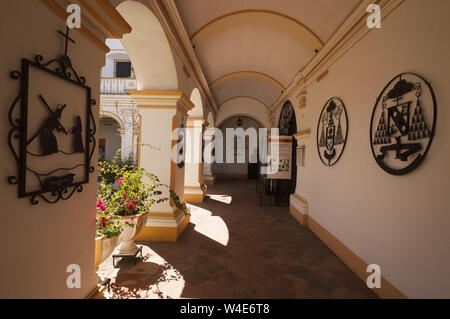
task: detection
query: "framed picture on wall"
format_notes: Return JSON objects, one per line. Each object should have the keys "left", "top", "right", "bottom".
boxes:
{"left": 7, "top": 27, "right": 96, "bottom": 205}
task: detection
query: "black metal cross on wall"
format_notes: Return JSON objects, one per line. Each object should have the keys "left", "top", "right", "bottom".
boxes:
{"left": 57, "top": 26, "right": 75, "bottom": 57}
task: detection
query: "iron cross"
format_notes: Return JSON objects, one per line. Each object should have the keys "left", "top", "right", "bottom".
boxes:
{"left": 57, "top": 26, "right": 76, "bottom": 57}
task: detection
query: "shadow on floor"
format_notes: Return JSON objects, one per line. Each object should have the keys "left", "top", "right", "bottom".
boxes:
{"left": 118, "top": 178, "right": 378, "bottom": 299}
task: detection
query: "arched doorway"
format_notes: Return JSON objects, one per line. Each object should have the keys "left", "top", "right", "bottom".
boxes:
{"left": 278, "top": 100, "right": 297, "bottom": 194}
{"left": 264, "top": 100, "right": 297, "bottom": 206}
{"left": 215, "top": 115, "right": 263, "bottom": 179}
{"left": 99, "top": 116, "right": 124, "bottom": 161}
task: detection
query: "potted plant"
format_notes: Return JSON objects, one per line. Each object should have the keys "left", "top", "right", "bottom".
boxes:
{"left": 97, "top": 154, "right": 167, "bottom": 255}
{"left": 95, "top": 200, "right": 123, "bottom": 268}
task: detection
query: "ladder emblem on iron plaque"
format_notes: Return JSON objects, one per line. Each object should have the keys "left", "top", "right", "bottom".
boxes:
{"left": 370, "top": 73, "right": 437, "bottom": 175}
{"left": 317, "top": 97, "right": 348, "bottom": 167}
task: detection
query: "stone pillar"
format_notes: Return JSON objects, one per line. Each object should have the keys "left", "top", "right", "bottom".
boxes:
{"left": 129, "top": 90, "right": 193, "bottom": 241}
{"left": 119, "top": 128, "right": 129, "bottom": 161}
{"left": 289, "top": 130, "right": 311, "bottom": 226}
{"left": 203, "top": 127, "right": 216, "bottom": 185}
{"left": 184, "top": 118, "right": 207, "bottom": 202}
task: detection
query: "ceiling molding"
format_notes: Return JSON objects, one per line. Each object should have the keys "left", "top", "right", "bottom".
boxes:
{"left": 93, "top": 0, "right": 132, "bottom": 35}
{"left": 210, "top": 71, "right": 286, "bottom": 90}
{"left": 269, "top": 0, "right": 406, "bottom": 112}
{"left": 39, "top": 0, "right": 126, "bottom": 53}
{"left": 218, "top": 96, "right": 270, "bottom": 110}
{"left": 190, "top": 9, "right": 324, "bottom": 46}
{"left": 152, "top": 0, "right": 218, "bottom": 115}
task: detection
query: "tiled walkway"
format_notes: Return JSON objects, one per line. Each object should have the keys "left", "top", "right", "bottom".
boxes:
{"left": 97, "top": 178, "right": 377, "bottom": 299}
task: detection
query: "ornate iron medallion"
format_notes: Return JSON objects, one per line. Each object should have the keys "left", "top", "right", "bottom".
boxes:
{"left": 7, "top": 27, "right": 96, "bottom": 205}
{"left": 317, "top": 97, "right": 348, "bottom": 166}
{"left": 279, "top": 101, "right": 295, "bottom": 136}
{"left": 370, "top": 73, "right": 437, "bottom": 175}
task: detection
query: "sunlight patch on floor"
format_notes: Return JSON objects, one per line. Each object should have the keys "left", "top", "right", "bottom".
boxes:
{"left": 188, "top": 204, "right": 229, "bottom": 246}
{"left": 206, "top": 194, "right": 232, "bottom": 204}
{"left": 97, "top": 245, "right": 186, "bottom": 299}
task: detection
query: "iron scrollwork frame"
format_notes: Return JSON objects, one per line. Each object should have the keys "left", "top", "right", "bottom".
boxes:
{"left": 7, "top": 27, "right": 96, "bottom": 205}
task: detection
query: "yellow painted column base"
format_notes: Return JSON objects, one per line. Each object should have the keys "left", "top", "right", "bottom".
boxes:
{"left": 184, "top": 185, "right": 207, "bottom": 203}
{"left": 135, "top": 209, "right": 190, "bottom": 242}
{"left": 204, "top": 176, "right": 216, "bottom": 186}
{"left": 289, "top": 204, "right": 309, "bottom": 226}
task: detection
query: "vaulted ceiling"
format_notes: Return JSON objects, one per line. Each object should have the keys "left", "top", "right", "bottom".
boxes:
{"left": 174, "top": 0, "right": 361, "bottom": 110}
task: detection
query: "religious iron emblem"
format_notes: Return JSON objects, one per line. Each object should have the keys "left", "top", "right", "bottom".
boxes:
{"left": 370, "top": 73, "right": 436, "bottom": 175}
{"left": 176, "top": 118, "right": 186, "bottom": 169}
{"left": 7, "top": 27, "right": 96, "bottom": 205}
{"left": 317, "top": 97, "right": 348, "bottom": 166}
{"left": 279, "top": 101, "right": 295, "bottom": 136}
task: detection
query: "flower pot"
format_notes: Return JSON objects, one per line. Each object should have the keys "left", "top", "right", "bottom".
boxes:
{"left": 94, "top": 236, "right": 105, "bottom": 269}
{"left": 94, "top": 235, "right": 120, "bottom": 268}
{"left": 112, "top": 212, "right": 148, "bottom": 254}
{"left": 101, "top": 236, "right": 119, "bottom": 261}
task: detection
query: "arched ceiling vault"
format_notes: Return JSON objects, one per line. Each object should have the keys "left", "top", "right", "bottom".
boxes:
{"left": 173, "top": 0, "right": 361, "bottom": 113}
{"left": 211, "top": 71, "right": 285, "bottom": 90}
{"left": 191, "top": 10, "right": 324, "bottom": 52}
{"left": 218, "top": 96, "right": 269, "bottom": 110}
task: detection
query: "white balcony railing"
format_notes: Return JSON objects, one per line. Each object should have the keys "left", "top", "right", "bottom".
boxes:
{"left": 100, "top": 77, "right": 137, "bottom": 94}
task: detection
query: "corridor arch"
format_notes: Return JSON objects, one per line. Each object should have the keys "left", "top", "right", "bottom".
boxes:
{"left": 116, "top": 1, "right": 179, "bottom": 91}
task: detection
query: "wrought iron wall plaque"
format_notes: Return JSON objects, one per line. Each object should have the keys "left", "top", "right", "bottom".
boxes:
{"left": 370, "top": 73, "right": 436, "bottom": 175}
{"left": 317, "top": 97, "right": 348, "bottom": 166}
{"left": 7, "top": 27, "right": 96, "bottom": 205}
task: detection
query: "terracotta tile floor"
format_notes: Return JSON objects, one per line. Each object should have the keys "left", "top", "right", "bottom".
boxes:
{"left": 97, "top": 178, "right": 377, "bottom": 299}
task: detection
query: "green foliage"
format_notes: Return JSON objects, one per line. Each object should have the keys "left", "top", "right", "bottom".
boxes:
{"left": 96, "top": 211, "right": 122, "bottom": 239}
{"left": 96, "top": 150, "right": 188, "bottom": 240}
{"left": 170, "top": 189, "right": 190, "bottom": 216}
{"left": 98, "top": 150, "right": 136, "bottom": 185}
{"left": 98, "top": 150, "right": 167, "bottom": 217}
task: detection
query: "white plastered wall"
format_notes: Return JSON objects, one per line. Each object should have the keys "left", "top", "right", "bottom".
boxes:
{"left": 0, "top": 0, "right": 104, "bottom": 298}
{"left": 288, "top": 0, "right": 450, "bottom": 298}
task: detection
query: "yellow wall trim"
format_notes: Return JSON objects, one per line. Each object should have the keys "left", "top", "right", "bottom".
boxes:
{"left": 85, "top": 284, "right": 105, "bottom": 299}
{"left": 184, "top": 193, "right": 205, "bottom": 203}
{"left": 39, "top": 0, "right": 110, "bottom": 53}
{"left": 293, "top": 130, "right": 311, "bottom": 138}
{"left": 130, "top": 90, "right": 194, "bottom": 114}
{"left": 185, "top": 186, "right": 207, "bottom": 203}
{"left": 289, "top": 204, "right": 309, "bottom": 226}
{"left": 78, "top": 0, "right": 120, "bottom": 38}
{"left": 93, "top": 0, "right": 132, "bottom": 35}
{"left": 289, "top": 201, "right": 407, "bottom": 299}
{"left": 136, "top": 213, "right": 190, "bottom": 242}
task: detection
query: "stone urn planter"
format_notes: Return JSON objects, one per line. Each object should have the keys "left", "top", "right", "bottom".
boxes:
{"left": 94, "top": 235, "right": 120, "bottom": 268}
{"left": 112, "top": 212, "right": 148, "bottom": 254}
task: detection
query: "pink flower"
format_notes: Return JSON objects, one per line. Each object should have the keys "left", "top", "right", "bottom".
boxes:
{"left": 96, "top": 200, "right": 106, "bottom": 212}
{"left": 123, "top": 193, "right": 127, "bottom": 198}
{"left": 116, "top": 178, "right": 128, "bottom": 185}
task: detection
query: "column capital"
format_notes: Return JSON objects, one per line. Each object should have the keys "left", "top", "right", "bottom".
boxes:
{"left": 129, "top": 90, "right": 194, "bottom": 115}
{"left": 186, "top": 117, "right": 208, "bottom": 129}
{"left": 292, "top": 129, "right": 311, "bottom": 143}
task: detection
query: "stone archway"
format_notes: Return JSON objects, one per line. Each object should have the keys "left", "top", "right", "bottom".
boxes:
{"left": 99, "top": 114, "right": 124, "bottom": 162}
